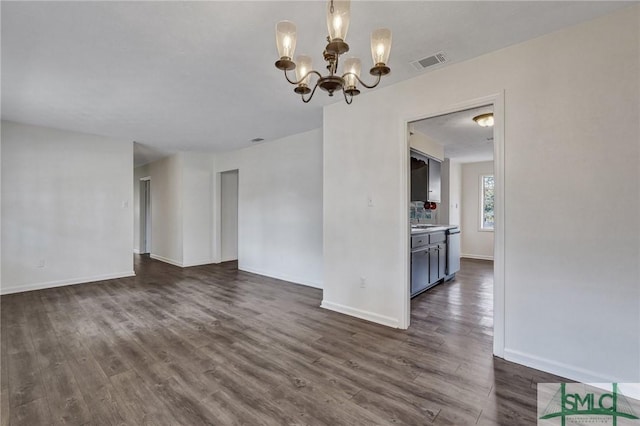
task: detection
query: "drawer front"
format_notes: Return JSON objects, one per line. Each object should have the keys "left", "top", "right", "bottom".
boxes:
{"left": 411, "top": 235, "right": 429, "bottom": 248}
{"left": 429, "top": 231, "right": 446, "bottom": 244}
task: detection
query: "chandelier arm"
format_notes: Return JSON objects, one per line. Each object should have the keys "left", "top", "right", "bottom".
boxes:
{"left": 343, "top": 72, "right": 383, "bottom": 89}
{"left": 342, "top": 88, "right": 353, "bottom": 105}
{"left": 284, "top": 69, "right": 323, "bottom": 86}
{"left": 301, "top": 82, "right": 320, "bottom": 103}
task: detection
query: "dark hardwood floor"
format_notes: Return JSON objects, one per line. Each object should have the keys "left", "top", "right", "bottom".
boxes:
{"left": 1, "top": 256, "right": 566, "bottom": 425}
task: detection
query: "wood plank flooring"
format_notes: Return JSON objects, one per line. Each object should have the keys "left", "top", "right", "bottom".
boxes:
{"left": 1, "top": 256, "right": 566, "bottom": 425}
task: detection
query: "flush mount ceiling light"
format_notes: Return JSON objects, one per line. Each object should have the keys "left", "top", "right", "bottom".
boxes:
{"left": 473, "top": 113, "right": 494, "bottom": 127}
{"left": 274, "top": 0, "right": 392, "bottom": 104}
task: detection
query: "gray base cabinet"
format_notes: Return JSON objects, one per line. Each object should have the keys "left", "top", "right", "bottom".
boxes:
{"left": 428, "top": 247, "right": 439, "bottom": 284}
{"left": 410, "top": 231, "right": 447, "bottom": 297}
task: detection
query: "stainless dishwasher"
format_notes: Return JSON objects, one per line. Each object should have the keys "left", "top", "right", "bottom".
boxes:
{"left": 446, "top": 227, "right": 461, "bottom": 277}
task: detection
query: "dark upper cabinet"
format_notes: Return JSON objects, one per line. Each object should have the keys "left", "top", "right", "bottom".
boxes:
{"left": 410, "top": 156, "right": 428, "bottom": 202}
{"left": 410, "top": 150, "right": 441, "bottom": 203}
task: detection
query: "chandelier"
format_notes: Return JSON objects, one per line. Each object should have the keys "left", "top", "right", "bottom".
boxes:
{"left": 274, "top": 0, "right": 392, "bottom": 104}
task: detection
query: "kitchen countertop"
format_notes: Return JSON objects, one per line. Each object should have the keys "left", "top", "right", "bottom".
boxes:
{"left": 410, "top": 224, "right": 458, "bottom": 235}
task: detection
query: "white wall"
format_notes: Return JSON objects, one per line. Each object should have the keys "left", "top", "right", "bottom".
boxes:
{"left": 144, "top": 153, "right": 215, "bottom": 267}
{"left": 133, "top": 164, "right": 150, "bottom": 253}
{"left": 323, "top": 6, "right": 639, "bottom": 382}
{"left": 144, "top": 128, "right": 323, "bottom": 289}
{"left": 461, "top": 161, "right": 494, "bottom": 259}
{"left": 215, "top": 128, "right": 323, "bottom": 288}
{"left": 220, "top": 170, "right": 239, "bottom": 262}
{"left": 1, "top": 121, "right": 134, "bottom": 294}
{"left": 449, "top": 161, "right": 462, "bottom": 226}
{"left": 439, "top": 159, "right": 462, "bottom": 226}
{"left": 149, "top": 154, "right": 183, "bottom": 266}
{"left": 0, "top": 122, "right": 2, "bottom": 288}
{"left": 440, "top": 160, "right": 450, "bottom": 224}
{"left": 182, "top": 152, "right": 214, "bottom": 267}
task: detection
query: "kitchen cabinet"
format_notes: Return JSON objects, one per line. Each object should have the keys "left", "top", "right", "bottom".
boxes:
{"left": 410, "top": 150, "right": 441, "bottom": 203}
{"left": 410, "top": 230, "right": 447, "bottom": 297}
{"left": 410, "top": 246, "right": 430, "bottom": 296}
{"left": 437, "top": 243, "right": 447, "bottom": 280}
{"left": 428, "top": 246, "right": 439, "bottom": 284}
{"left": 428, "top": 158, "right": 441, "bottom": 203}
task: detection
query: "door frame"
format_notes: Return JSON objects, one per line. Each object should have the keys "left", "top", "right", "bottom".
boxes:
{"left": 399, "top": 92, "right": 505, "bottom": 358}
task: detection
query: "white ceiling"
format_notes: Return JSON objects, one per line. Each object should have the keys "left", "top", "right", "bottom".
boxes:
{"left": 411, "top": 105, "right": 495, "bottom": 164}
{"left": 1, "top": 1, "right": 631, "bottom": 166}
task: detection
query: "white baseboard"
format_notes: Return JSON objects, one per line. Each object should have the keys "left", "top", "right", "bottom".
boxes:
{"left": 504, "top": 348, "right": 626, "bottom": 383}
{"left": 150, "top": 254, "right": 183, "bottom": 267}
{"left": 183, "top": 259, "right": 215, "bottom": 268}
{"left": 133, "top": 248, "right": 140, "bottom": 254}
{"left": 149, "top": 254, "right": 214, "bottom": 268}
{"left": 320, "top": 300, "right": 399, "bottom": 329}
{"left": 0, "top": 271, "right": 136, "bottom": 295}
{"left": 461, "top": 253, "right": 494, "bottom": 261}
{"left": 239, "top": 265, "right": 322, "bottom": 289}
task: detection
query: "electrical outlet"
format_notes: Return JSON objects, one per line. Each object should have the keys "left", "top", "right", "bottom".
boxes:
{"left": 367, "top": 196, "right": 374, "bottom": 207}
{"left": 360, "top": 277, "right": 366, "bottom": 288}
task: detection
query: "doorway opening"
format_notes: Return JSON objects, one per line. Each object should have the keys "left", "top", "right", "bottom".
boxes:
{"left": 403, "top": 95, "right": 504, "bottom": 357}
{"left": 139, "top": 178, "right": 151, "bottom": 254}
{"left": 220, "top": 169, "right": 239, "bottom": 262}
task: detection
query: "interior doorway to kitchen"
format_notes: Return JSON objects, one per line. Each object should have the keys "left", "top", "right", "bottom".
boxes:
{"left": 404, "top": 97, "right": 504, "bottom": 356}
{"left": 220, "top": 169, "right": 239, "bottom": 262}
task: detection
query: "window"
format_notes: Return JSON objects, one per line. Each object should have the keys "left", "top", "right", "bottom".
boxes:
{"left": 480, "top": 175, "right": 494, "bottom": 231}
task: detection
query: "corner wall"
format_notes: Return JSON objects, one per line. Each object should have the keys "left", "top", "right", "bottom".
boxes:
{"left": 1, "top": 121, "right": 134, "bottom": 294}
{"left": 149, "top": 154, "right": 184, "bottom": 266}
{"left": 323, "top": 6, "right": 639, "bottom": 382}
{"left": 182, "top": 152, "right": 214, "bottom": 267}
{"left": 215, "top": 128, "right": 323, "bottom": 288}
{"left": 144, "top": 128, "right": 323, "bottom": 289}
{"left": 439, "top": 159, "right": 462, "bottom": 226}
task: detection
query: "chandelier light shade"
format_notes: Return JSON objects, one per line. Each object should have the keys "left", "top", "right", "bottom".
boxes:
{"left": 274, "top": 0, "right": 392, "bottom": 104}
{"left": 343, "top": 57, "right": 361, "bottom": 93}
{"left": 295, "top": 55, "right": 313, "bottom": 93}
{"left": 371, "top": 28, "right": 392, "bottom": 69}
{"left": 327, "top": 1, "right": 350, "bottom": 41}
{"left": 473, "top": 113, "right": 495, "bottom": 127}
{"left": 275, "top": 21, "right": 297, "bottom": 70}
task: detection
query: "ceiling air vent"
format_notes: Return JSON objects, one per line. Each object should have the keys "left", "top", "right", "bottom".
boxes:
{"left": 411, "top": 52, "right": 448, "bottom": 70}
